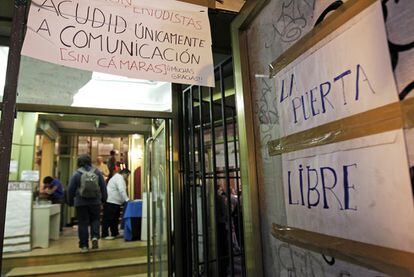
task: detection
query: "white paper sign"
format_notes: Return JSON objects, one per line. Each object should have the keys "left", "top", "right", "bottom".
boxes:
{"left": 5, "top": 182, "right": 32, "bottom": 238}
{"left": 22, "top": 0, "right": 214, "bottom": 87}
{"left": 274, "top": 2, "right": 398, "bottom": 137}
{"left": 282, "top": 129, "right": 414, "bottom": 252}
{"left": 9, "top": 160, "right": 18, "bottom": 173}
{"left": 21, "top": 170, "right": 40, "bottom": 182}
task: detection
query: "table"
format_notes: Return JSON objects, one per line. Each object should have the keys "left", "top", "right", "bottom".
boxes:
{"left": 32, "top": 204, "right": 61, "bottom": 248}
{"left": 123, "top": 200, "right": 142, "bottom": 241}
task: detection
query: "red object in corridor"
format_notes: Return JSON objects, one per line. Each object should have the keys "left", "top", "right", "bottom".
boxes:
{"left": 134, "top": 167, "right": 142, "bottom": 199}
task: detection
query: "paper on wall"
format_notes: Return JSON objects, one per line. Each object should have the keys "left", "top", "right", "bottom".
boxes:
{"left": 282, "top": 129, "right": 414, "bottom": 252}
{"left": 5, "top": 183, "right": 32, "bottom": 238}
{"left": 21, "top": 170, "right": 40, "bottom": 182}
{"left": 9, "top": 160, "right": 18, "bottom": 173}
{"left": 274, "top": 1, "right": 398, "bottom": 137}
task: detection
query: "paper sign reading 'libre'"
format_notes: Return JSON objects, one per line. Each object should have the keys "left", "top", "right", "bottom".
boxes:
{"left": 22, "top": 0, "right": 215, "bottom": 87}
{"left": 283, "top": 130, "right": 414, "bottom": 252}
{"left": 278, "top": 2, "right": 414, "bottom": 253}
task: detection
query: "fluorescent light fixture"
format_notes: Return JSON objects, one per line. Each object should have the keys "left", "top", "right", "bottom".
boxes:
{"left": 72, "top": 71, "right": 172, "bottom": 111}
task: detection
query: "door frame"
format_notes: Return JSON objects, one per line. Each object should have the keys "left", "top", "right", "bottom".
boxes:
{"left": 230, "top": 1, "right": 269, "bottom": 276}
{"left": 146, "top": 119, "right": 173, "bottom": 276}
{"left": 0, "top": 103, "right": 181, "bottom": 276}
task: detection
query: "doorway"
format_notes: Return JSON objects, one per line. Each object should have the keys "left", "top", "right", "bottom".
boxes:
{"left": 179, "top": 57, "right": 246, "bottom": 276}
{"left": 145, "top": 120, "right": 171, "bottom": 276}
{"left": 1, "top": 110, "right": 174, "bottom": 277}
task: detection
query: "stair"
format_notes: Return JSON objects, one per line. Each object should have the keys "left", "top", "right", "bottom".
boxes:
{"left": 6, "top": 257, "right": 147, "bottom": 277}
{"left": 3, "top": 238, "right": 147, "bottom": 276}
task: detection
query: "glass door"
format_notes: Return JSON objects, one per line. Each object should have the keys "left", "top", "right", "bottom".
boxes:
{"left": 146, "top": 120, "right": 171, "bottom": 276}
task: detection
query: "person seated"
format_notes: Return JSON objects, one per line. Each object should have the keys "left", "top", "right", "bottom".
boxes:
{"left": 43, "top": 176, "right": 65, "bottom": 204}
{"left": 102, "top": 168, "right": 131, "bottom": 240}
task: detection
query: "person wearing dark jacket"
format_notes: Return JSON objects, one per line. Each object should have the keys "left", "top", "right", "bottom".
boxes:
{"left": 68, "top": 155, "right": 107, "bottom": 253}
{"left": 107, "top": 150, "right": 117, "bottom": 180}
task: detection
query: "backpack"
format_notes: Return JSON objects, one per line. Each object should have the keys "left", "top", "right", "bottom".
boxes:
{"left": 78, "top": 167, "right": 101, "bottom": 198}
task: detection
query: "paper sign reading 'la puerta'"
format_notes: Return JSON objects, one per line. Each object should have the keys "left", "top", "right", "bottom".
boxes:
{"left": 21, "top": 0, "right": 214, "bottom": 87}
{"left": 277, "top": 2, "right": 414, "bottom": 253}
{"left": 274, "top": 1, "right": 398, "bottom": 137}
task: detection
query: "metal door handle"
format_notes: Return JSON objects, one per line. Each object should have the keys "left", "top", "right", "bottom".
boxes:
{"left": 145, "top": 137, "right": 154, "bottom": 276}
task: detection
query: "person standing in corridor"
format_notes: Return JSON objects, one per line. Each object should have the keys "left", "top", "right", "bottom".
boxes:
{"left": 68, "top": 155, "right": 107, "bottom": 253}
{"left": 95, "top": 156, "right": 110, "bottom": 180}
{"left": 102, "top": 168, "right": 131, "bottom": 239}
{"left": 107, "top": 150, "right": 117, "bottom": 180}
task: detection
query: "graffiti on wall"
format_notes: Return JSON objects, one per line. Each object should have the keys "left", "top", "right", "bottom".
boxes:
{"left": 275, "top": 241, "right": 386, "bottom": 277}
{"left": 382, "top": 0, "right": 414, "bottom": 100}
{"left": 265, "top": 0, "right": 315, "bottom": 48}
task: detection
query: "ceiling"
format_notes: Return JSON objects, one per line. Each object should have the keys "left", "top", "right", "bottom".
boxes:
{"left": 38, "top": 113, "right": 153, "bottom": 135}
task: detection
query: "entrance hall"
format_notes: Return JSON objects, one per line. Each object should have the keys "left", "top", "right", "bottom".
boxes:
{"left": 2, "top": 111, "right": 169, "bottom": 276}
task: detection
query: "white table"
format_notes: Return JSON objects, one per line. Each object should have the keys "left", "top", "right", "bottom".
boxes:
{"left": 32, "top": 204, "right": 61, "bottom": 248}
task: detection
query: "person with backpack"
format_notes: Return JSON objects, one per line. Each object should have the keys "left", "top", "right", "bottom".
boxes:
{"left": 68, "top": 154, "right": 107, "bottom": 253}
{"left": 102, "top": 168, "right": 131, "bottom": 239}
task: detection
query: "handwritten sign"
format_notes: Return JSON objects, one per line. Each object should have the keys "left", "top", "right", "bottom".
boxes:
{"left": 274, "top": 2, "right": 397, "bottom": 137}
{"left": 282, "top": 129, "right": 414, "bottom": 252}
{"left": 276, "top": 2, "right": 414, "bottom": 253}
{"left": 22, "top": 0, "right": 214, "bottom": 87}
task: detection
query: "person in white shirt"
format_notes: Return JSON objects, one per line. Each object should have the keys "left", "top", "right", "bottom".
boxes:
{"left": 102, "top": 168, "right": 130, "bottom": 239}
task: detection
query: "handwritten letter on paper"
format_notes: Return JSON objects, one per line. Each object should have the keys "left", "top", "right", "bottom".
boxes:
{"left": 274, "top": 2, "right": 398, "bottom": 137}
{"left": 21, "top": 0, "right": 214, "bottom": 86}
{"left": 276, "top": 2, "right": 414, "bottom": 252}
{"left": 283, "top": 130, "right": 414, "bottom": 252}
